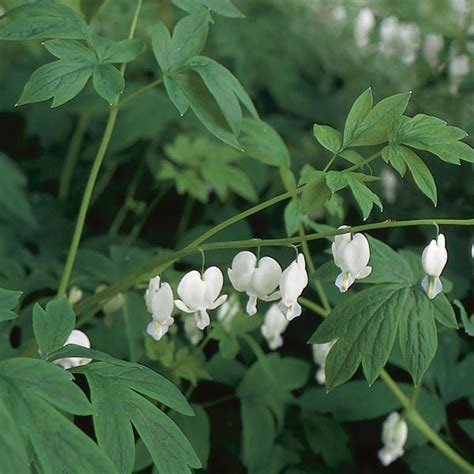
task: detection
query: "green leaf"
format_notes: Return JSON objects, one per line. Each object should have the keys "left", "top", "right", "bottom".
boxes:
{"left": 313, "top": 124, "right": 342, "bottom": 153}
{"left": 432, "top": 294, "right": 458, "bottom": 329}
{"left": 80, "top": 361, "right": 200, "bottom": 474}
{"left": 301, "top": 175, "right": 332, "bottom": 214}
{"left": 339, "top": 149, "right": 365, "bottom": 167}
{"left": 172, "top": 0, "right": 244, "bottom": 17}
{"left": 349, "top": 92, "right": 411, "bottom": 146}
{"left": 303, "top": 413, "right": 351, "bottom": 468}
{"left": 0, "top": 287, "right": 22, "bottom": 323}
{"left": 0, "top": 358, "right": 114, "bottom": 474}
{"left": 284, "top": 198, "right": 302, "bottom": 236}
{"left": 454, "top": 299, "right": 474, "bottom": 336}
{"left": 16, "top": 54, "right": 95, "bottom": 107}
{"left": 164, "top": 74, "right": 189, "bottom": 115}
{"left": 92, "top": 63, "right": 124, "bottom": 104}
{"left": 170, "top": 11, "right": 210, "bottom": 71}
{"left": 170, "top": 404, "right": 211, "bottom": 469}
{"left": 459, "top": 419, "right": 474, "bottom": 440}
{"left": 33, "top": 297, "right": 75, "bottom": 359}
{"left": 398, "top": 288, "right": 438, "bottom": 385}
{"left": 404, "top": 446, "right": 465, "bottom": 474}
{"left": 343, "top": 87, "right": 373, "bottom": 146}
{"left": 346, "top": 174, "right": 383, "bottom": 220}
{"left": 240, "top": 118, "right": 291, "bottom": 167}
{"left": 92, "top": 36, "right": 143, "bottom": 64}
{"left": 151, "top": 21, "right": 173, "bottom": 73}
{"left": 310, "top": 285, "right": 408, "bottom": 389}
{"left": 382, "top": 144, "right": 407, "bottom": 176}
{"left": 0, "top": 154, "right": 37, "bottom": 228}
{"left": 0, "top": 0, "right": 90, "bottom": 41}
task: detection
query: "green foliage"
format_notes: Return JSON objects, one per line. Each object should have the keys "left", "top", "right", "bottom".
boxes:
{"left": 310, "top": 237, "right": 457, "bottom": 388}
{"left": 0, "top": 287, "right": 21, "bottom": 323}
{"left": 172, "top": 0, "right": 244, "bottom": 18}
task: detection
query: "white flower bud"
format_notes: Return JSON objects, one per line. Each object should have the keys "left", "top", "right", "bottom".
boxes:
{"left": 278, "top": 254, "right": 308, "bottom": 321}
{"left": 312, "top": 341, "right": 336, "bottom": 384}
{"left": 175, "top": 267, "right": 227, "bottom": 330}
{"left": 144, "top": 276, "right": 175, "bottom": 341}
{"left": 332, "top": 227, "right": 372, "bottom": 293}
{"left": 261, "top": 304, "right": 289, "bottom": 350}
{"left": 68, "top": 286, "right": 83, "bottom": 306}
{"left": 378, "top": 412, "right": 408, "bottom": 466}
{"left": 421, "top": 234, "right": 448, "bottom": 299}
{"left": 54, "top": 329, "right": 92, "bottom": 369}
{"left": 183, "top": 316, "right": 203, "bottom": 346}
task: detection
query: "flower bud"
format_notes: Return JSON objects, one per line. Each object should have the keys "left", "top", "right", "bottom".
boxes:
{"left": 378, "top": 412, "right": 408, "bottom": 466}
{"left": 261, "top": 304, "right": 289, "bottom": 350}
{"left": 145, "top": 276, "right": 175, "bottom": 341}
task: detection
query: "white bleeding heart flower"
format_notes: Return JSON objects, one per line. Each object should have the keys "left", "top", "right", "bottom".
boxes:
{"left": 68, "top": 286, "right": 83, "bottom": 306}
{"left": 228, "top": 251, "right": 281, "bottom": 316}
{"left": 312, "top": 341, "right": 336, "bottom": 385}
{"left": 261, "top": 303, "right": 289, "bottom": 350}
{"left": 183, "top": 316, "right": 203, "bottom": 346}
{"left": 217, "top": 294, "right": 241, "bottom": 332}
{"left": 332, "top": 226, "right": 372, "bottom": 293}
{"left": 144, "top": 276, "right": 175, "bottom": 341}
{"left": 378, "top": 412, "right": 408, "bottom": 466}
{"left": 354, "top": 7, "right": 375, "bottom": 48}
{"left": 54, "top": 329, "right": 92, "bottom": 370}
{"left": 174, "top": 267, "right": 227, "bottom": 330}
{"left": 421, "top": 233, "right": 448, "bottom": 299}
{"left": 278, "top": 253, "right": 308, "bottom": 321}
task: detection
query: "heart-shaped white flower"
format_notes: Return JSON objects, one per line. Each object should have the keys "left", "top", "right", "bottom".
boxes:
{"left": 228, "top": 251, "right": 281, "bottom": 315}
{"left": 278, "top": 253, "right": 308, "bottom": 321}
{"left": 421, "top": 233, "right": 448, "bottom": 299}
{"left": 145, "top": 276, "right": 175, "bottom": 341}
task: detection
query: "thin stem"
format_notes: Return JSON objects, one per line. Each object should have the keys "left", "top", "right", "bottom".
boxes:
{"left": 380, "top": 370, "right": 474, "bottom": 473}
{"left": 299, "top": 297, "right": 329, "bottom": 318}
{"left": 76, "top": 217, "right": 474, "bottom": 316}
{"left": 346, "top": 150, "right": 382, "bottom": 173}
{"left": 201, "top": 394, "right": 237, "bottom": 408}
{"left": 109, "top": 163, "right": 144, "bottom": 237}
{"left": 177, "top": 195, "right": 194, "bottom": 237}
{"left": 119, "top": 78, "right": 164, "bottom": 109}
{"left": 58, "top": 114, "right": 89, "bottom": 200}
{"left": 56, "top": 0, "right": 143, "bottom": 298}
{"left": 322, "top": 153, "right": 337, "bottom": 172}
{"left": 299, "top": 225, "right": 332, "bottom": 313}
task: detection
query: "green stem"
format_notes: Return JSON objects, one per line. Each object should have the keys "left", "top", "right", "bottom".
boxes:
{"left": 322, "top": 153, "right": 338, "bottom": 172}
{"left": 56, "top": 0, "right": 143, "bottom": 298}
{"left": 299, "top": 225, "right": 332, "bottom": 313}
{"left": 109, "top": 163, "right": 144, "bottom": 237}
{"left": 76, "top": 217, "right": 474, "bottom": 316}
{"left": 380, "top": 370, "right": 474, "bottom": 474}
{"left": 58, "top": 114, "right": 89, "bottom": 200}
{"left": 346, "top": 150, "right": 382, "bottom": 172}
{"left": 299, "top": 297, "right": 329, "bottom": 318}
{"left": 177, "top": 195, "right": 194, "bottom": 237}
{"left": 119, "top": 78, "right": 164, "bottom": 109}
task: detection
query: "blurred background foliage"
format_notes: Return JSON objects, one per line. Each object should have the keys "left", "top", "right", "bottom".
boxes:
{"left": 0, "top": 0, "right": 473, "bottom": 472}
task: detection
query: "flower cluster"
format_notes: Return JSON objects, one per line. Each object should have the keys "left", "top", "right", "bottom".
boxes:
{"left": 145, "top": 253, "right": 308, "bottom": 342}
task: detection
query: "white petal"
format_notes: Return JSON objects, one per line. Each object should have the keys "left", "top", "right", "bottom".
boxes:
{"left": 174, "top": 299, "right": 193, "bottom": 313}
{"left": 355, "top": 265, "right": 372, "bottom": 280}
{"left": 177, "top": 270, "right": 206, "bottom": 310}
{"left": 251, "top": 257, "right": 282, "bottom": 298}
{"left": 209, "top": 293, "right": 228, "bottom": 310}
{"left": 147, "top": 321, "right": 169, "bottom": 341}
{"left": 316, "top": 367, "right": 326, "bottom": 385}
{"left": 150, "top": 283, "right": 174, "bottom": 323}
{"left": 228, "top": 251, "right": 257, "bottom": 292}
{"left": 268, "top": 334, "right": 284, "bottom": 350}
{"left": 335, "top": 271, "right": 355, "bottom": 293}
{"left": 422, "top": 275, "right": 443, "bottom": 299}
{"left": 341, "top": 233, "right": 371, "bottom": 276}
{"left": 195, "top": 310, "right": 210, "bottom": 330}
{"left": 280, "top": 254, "right": 308, "bottom": 306}
{"left": 261, "top": 290, "right": 281, "bottom": 302}
{"left": 55, "top": 330, "right": 92, "bottom": 369}
{"left": 246, "top": 295, "right": 258, "bottom": 316}
{"left": 203, "top": 266, "right": 224, "bottom": 306}
{"left": 421, "top": 236, "right": 448, "bottom": 277}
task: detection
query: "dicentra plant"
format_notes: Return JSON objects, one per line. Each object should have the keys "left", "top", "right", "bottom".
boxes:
{"left": 0, "top": 1, "right": 473, "bottom": 473}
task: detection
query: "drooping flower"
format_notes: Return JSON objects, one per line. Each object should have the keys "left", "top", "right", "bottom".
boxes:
{"left": 421, "top": 233, "right": 448, "bottom": 299}
{"left": 174, "top": 267, "right": 227, "bottom": 330}
{"left": 68, "top": 286, "right": 83, "bottom": 306}
{"left": 378, "top": 412, "right": 408, "bottom": 466}
{"left": 54, "top": 329, "right": 92, "bottom": 370}
{"left": 144, "top": 276, "right": 175, "bottom": 341}
{"left": 278, "top": 253, "right": 308, "bottom": 321}
{"left": 449, "top": 54, "right": 470, "bottom": 95}
{"left": 261, "top": 304, "right": 289, "bottom": 350}
{"left": 312, "top": 341, "right": 336, "bottom": 385}
{"left": 379, "top": 16, "right": 421, "bottom": 64}
{"left": 423, "top": 33, "right": 444, "bottom": 69}
{"left": 217, "top": 294, "right": 241, "bottom": 332}
{"left": 183, "top": 316, "right": 203, "bottom": 346}
{"left": 332, "top": 226, "right": 372, "bottom": 293}
{"left": 96, "top": 284, "right": 125, "bottom": 314}
{"left": 354, "top": 8, "right": 375, "bottom": 48}
{"left": 228, "top": 251, "right": 281, "bottom": 315}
